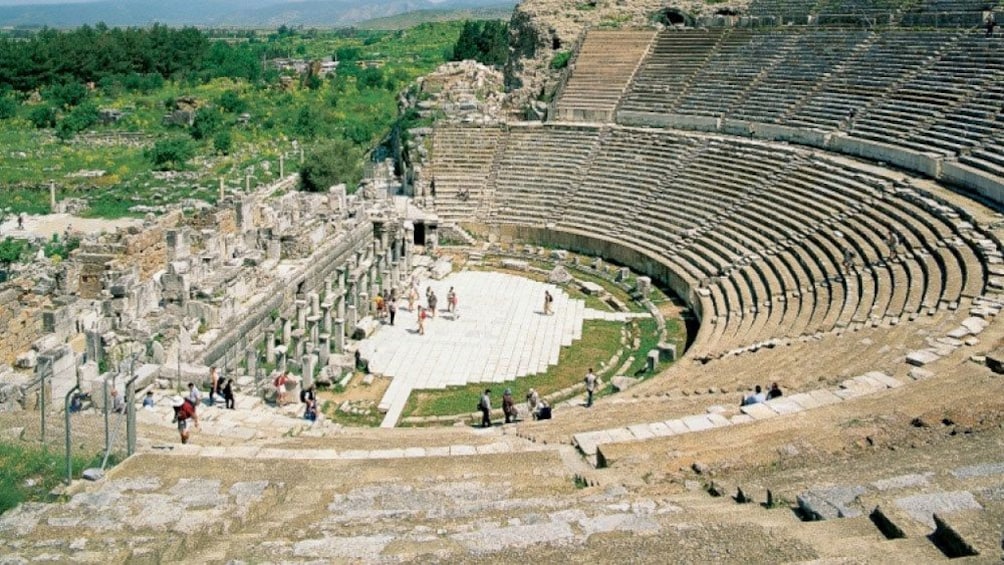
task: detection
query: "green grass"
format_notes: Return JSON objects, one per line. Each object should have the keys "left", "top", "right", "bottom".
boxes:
{"left": 401, "top": 319, "right": 623, "bottom": 419}
{"left": 0, "top": 441, "right": 112, "bottom": 514}
{"left": 0, "top": 21, "right": 465, "bottom": 219}
{"left": 624, "top": 317, "right": 662, "bottom": 377}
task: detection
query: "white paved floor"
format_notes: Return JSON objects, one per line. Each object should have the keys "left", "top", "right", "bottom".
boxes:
{"left": 362, "top": 271, "right": 638, "bottom": 428}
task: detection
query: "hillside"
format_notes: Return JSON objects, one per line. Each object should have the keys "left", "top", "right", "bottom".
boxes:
{"left": 0, "top": 0, "right": 517, "bottom": 27}
{"left": 356, "top": 5, "right": 513, "bottom": 30}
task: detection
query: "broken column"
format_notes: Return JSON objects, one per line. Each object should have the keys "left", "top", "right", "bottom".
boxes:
{"left": 346, "top": 306, "right": 357, "bottom": 337}
{"left": 301, "top": 354, "right": 315, "bottom": 389}
{"left": 265, "top": 332, "right": 276, "bottom": 365}
{"left": 358, "top": 291, "right": 369, "bottom": 318}
{"left": 318, "top": 334, "right": 330, "bottom": 367}
{"left": 309, "top": 292, "right": 320, "bottom": 317}
{"left": 296, "top": 299, "right": 307, "bottom": 330}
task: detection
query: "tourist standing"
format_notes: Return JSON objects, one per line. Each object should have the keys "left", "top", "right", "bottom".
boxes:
{"left": 584, "top": 368, "right": 597, "bottom": 407}
{"left": 389, "top": 299, "right": 397, "bottom": 326}
{"left": 479, "top": 389, "right": 492, "bottom": 428}
{"left": 186, "top": 382, "right": 202, "bottom": 409}
{"left": 208, "top": 366, "right": 219, "bottom": 406}
{"left": 223, "top": 378, "right": 236, "bottom": 410}
{"left": 418, "top": 306, "right": 426, "bottom": 335}
{"left": 503, "top": 388, "right": 516, "bottom": 423}
{"left": 408, "top": 286, "right": 417, "bottom": 312}
{"left": 544, "top": 290, "right": 554, "bottom": 315}
{"left": 447, "top": 287, "right": 457, "bottom": 314}
{"left": 428, "top": 290, "right": 438, "bottom": 319}
{"left": 274, "top": 372, "right": 289, "bottom": 406}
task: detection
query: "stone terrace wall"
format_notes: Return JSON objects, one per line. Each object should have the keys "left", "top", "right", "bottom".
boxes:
{"left": 0, "top": 285, "right": 45, "bottom": 366}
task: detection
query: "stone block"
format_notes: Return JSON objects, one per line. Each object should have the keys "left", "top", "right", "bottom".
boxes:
{"left": 739, "top": 402, "right": 777, "bottom": 420}
{"left": 906, "top": 349, "right": 940, "bottom": 366}
{"left": 894, "top": 491, "right": 982, "bottom": 529}
{"left": 610, "top": 376, "right": 639, "bottom": 393}
{"left": 798, "top": 485, "right": 867, "bottom": 520}
{"left": 961, "top": 317, "right": 988, "bottom": 335}
{"left": 501, "top": 259, "right": 528, "bottom": 271}
{"left": 681, "top": 414, "right": 715, "bottom": 432}
{"left": 984, "top": 349, "right": 1004, "bottom": 374}
{"left": 657, "top": 342, "right": 677, "bottom": 362}
{"left": 580, "top": 281, "right": 605, "bottom": 296}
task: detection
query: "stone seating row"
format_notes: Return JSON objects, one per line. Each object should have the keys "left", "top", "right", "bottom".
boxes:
{"left": 426, "top": 126, "right": 503, "bottom": 222}
{"left": 429, "top": 124, "right": 987, "bottom": 358}
{"left": 614, "top": 28, "right": 1004, "bottom": 175}
{"left": 555, "top": 30, "right": 654, "bottom": 120}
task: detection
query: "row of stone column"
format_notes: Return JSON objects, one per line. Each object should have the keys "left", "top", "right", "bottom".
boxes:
{"left": 261, "top": 221, "right": 415, "bottom": 387}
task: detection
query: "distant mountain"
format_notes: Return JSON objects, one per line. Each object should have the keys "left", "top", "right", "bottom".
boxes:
{"left": 0, "top": 0, "right": 517, "bottom": 27}
{"left": 356, "top": 5, "right": 513, "bottom": 30}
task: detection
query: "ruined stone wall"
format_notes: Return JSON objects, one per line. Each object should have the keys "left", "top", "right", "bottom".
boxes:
{"left": 0, "top": 285, "right": 46, "bottom": 365}
{"left": 199, "top": 220, "right": 374, "bottom": 368}
{"left": 189, "top": 208, "right": 237, "bottom": 235}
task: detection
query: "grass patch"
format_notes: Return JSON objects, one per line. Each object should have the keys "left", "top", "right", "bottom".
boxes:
{"left": 402, "top": 319, "right": 623, "bottom": 419}
{"left": 320, "top": 399, "right": 382, "bottom": 427}
{"left": 0, "top": 441, "right": 109, "bottom": 514}
{"left": 624, "top": 317, "right": 662, "bottom": 377}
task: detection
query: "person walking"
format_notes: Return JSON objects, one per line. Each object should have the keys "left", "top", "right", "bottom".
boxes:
{"left": 223, "top": 378, "right": 235, "bottom": 410}
{"left": 584, "top": 368, "right": 598, "bottom": 407}
{"left": 171, "top": 395, "right": 199, "bottom": 444}
{"left": 208, "top": 366, "right": 219, "bottom": 406}
{"left": 388, "top": 299, "right": 397, "bottom": 326}
{"left": 186, "top": 382, "right": 202, "bottom": 409}
{"left": 447, "top": 287, "right": 457, "bottom": 314}
{"left": 479, "top": 389, "right": 492, "bottom": 428}
{"left": 502, "top": 388, "right": 516, "bottom": 423}
{"left": 428, "top": 290, "right": 438, "bottom": 319}
{"left": 417, "top": 306, "right": 426, "bottom": 335}
{"left": 544, "top": 290, "right": 554, "bottom": 315}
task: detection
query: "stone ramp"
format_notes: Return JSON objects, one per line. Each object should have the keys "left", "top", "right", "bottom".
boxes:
{"left": 573, "top": 371, "right": 904, "bottom": 465}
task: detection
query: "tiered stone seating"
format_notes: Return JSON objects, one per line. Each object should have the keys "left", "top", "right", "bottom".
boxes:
{"left": 554, "top": 30, "right": 655, "bottom": 122}
{"left": 851, "top": 33, "right": 1004, "bottom": 155}
{"left": 426, "top": 126, "right": 503, "bottom": 222}
{"left": 676, "top": 29, "right": 796, "bottom": 117}
{"left": 731, "top": 30, "right": 870, "bottom": 124}
{"left": 618, "top": 30, "right": 724, "bottom": 115}
{"left": 493, "top": 124, "right": 602, "bottom": 225}
{"left": 789, "top": 31, "right": 955, "bottom": 130}
{"left": 446, "top": 124, "right": 989, "bottom": 359}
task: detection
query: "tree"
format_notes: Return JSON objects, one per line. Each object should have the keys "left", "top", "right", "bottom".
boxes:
{"left": 146, "top": 137, "right": 195, "bottom": 170}
{"left": 44, "top": 81, "right": 89, "bottom": 109}
{"left": 335, "top": 46, "right": 361, "bottom": 62}
{"left": 293, "top": 105, "right": 318, "bottom": 139}
{"left": 55, "top": 101, "right": 99, "bottom": 140}
{"left": 300, "top": 139, "right": 363, "bottom": 193}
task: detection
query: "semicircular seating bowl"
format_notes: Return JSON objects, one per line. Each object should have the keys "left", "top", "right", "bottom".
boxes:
{"left": 429, "top": 122, "right": 989, "bottom": 365}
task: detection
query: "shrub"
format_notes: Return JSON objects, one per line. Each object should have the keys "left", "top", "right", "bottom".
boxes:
{"left": 146, "top": 137, "right": 195, "bottom": 170}
{"left": 299, "top": 139, "right": 363, "bottom": 193}
{"left": 550, "top": 51, "right": 572, "bottom": 70}
{"left": 28, "top": 105, "right": 57, "bottom": 129}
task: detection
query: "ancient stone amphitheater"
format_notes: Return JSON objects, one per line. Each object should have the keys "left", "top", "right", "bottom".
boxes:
{"left": 5, "top": 1, "right": 1004, "bottom": 562}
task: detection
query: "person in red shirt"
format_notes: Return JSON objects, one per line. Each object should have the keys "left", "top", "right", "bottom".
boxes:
{"left": 171, "top": 396, "right": 199, "bottom": 444}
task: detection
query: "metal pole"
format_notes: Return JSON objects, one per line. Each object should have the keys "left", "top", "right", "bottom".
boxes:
{"left": 103, "top": 373, "right": 112, "bottom": 456}
{"left": 125, "top": 355, "right": 138, "bottom": 456}
{"left": 64, "top": 384, "right": 79, "bottom": 485}
{"left": 40, "top": 358, "right": 49, "bottom": 449}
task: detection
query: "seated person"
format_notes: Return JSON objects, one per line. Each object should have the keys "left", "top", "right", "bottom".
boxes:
{"left": 142, "top": 391, "right": 155, "bottom": 409}
{"left": 767, "top": 382, "right": 782, "bottom": 400}
{"left": 304, "top": 398, "right": 318, "bottom": 422}
{"left": 741, "top": 385, "right": 766, "bottom": 406}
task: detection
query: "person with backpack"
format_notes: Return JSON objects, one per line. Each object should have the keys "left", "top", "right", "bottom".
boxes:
{"left": 171, "top": 395, "right": 199, "bottom": 444}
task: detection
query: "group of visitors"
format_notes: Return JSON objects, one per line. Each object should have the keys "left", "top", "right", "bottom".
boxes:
{"left": 740, "top": 382, "right": 782, "bottom": 407}
{"left": 208, "top": 366, "right": 236, "bottom": 409}
{"left": 477, "top": 386, "right": 551, "bottom": 428}
{"left": 415, "top": 284, "right": 461, "bottom": 336}
{"left": 374, "top": 289, "right": 399, "bottom": 326}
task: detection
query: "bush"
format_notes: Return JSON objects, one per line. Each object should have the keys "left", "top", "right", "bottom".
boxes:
{"left": 0, "top": 97, "right": 17, "bottom": 120}
{"left": 550, "top": 51, "right": 572, "bottom": 70}
{"left": 0, "top": 238, "right": 28, "bottom": 268}
{"left": 55, "top": 101, "right": 99, "bottom": 140}
{"left": 28, "top": 105, "right": 57, "bottom": 129}
{"left": 213, "top": 130, "right": 233, "bottom": 155}
{"left": 217, "top": 90, "right": 246, "bottom": 114}
{"left": 146, "top": 137, "right": 195, "bottom": 170}
{"left": 300, "top": 139, "right": 363, "bottom": 193}
{"left": 190, "top": 106, "right": 223, "bottom": 140}
{"left": 44, "top": 81, "right": 89, "bottom": 109}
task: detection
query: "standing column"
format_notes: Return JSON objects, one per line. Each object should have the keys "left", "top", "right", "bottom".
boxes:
{"left": 336, "top": 292, "right": 346, "bottom": 322}
{"left": 318, "top": 334, "right": 330, "bottom": 367}
{"left": 301, "top": 354, "right": 314, "bottom": 389}
{"left": 265, "top": 332, "right": 276, "bottom": 365}
{"left": 321, "top": 303, "right": 332, "bottom": 334}
{"left": 282, "top": 318, "right": 292, "bottom": 348}
{"left": 296, "top": 299, "right": 307, "bottom": 331}
{"left": 333, "top": 319, "right": 345, "bottom": 352}
{"left": 346, "top": 306, "right": 357, "bottom": 336}
{"left": 391, "top": 262, "right": 401, "bottom": 291}
{"left": 358, "top": 291, "right": 369, "bottom": 318}
{"left": 309, "top": 292, "right": 320, "bottom": 317}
